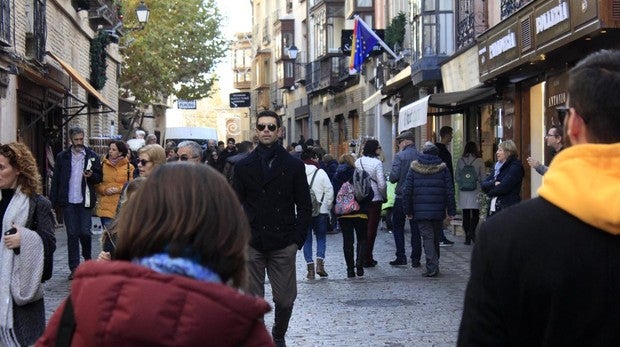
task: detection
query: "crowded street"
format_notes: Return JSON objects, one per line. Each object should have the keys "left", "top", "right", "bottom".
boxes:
{"left": 45, "top": 223, "right": 471, "bottom": 347}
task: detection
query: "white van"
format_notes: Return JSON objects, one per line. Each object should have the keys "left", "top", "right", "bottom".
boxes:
{"left": 164, "top": 127, "right": 218, "bottom": 148}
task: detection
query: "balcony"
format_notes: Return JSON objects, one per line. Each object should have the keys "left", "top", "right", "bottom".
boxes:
{"left": 87, "top": 0, "right": 120, "bottom": 28}
{"left": 305, "top": 56, "right": 353, "bottom": 94}
{"left": 410, "top": 55, "right": 448, "bottom": 88}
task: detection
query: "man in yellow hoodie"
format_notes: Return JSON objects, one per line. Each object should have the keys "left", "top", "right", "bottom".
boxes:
{"left": 458, "top": 49, "right": 620, "bottom": 346}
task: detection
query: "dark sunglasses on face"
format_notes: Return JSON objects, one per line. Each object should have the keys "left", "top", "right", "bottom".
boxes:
{"left": 556, "top": 106, "right": 568, "bottom": 125}
{"left": 138, "top": 159, "right": 151, "bottom": 166}
{"left": 257, "top": 123, "right": 277, "bottom": 132}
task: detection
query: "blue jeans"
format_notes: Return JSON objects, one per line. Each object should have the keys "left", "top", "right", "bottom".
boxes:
{"left": 100, "top": 217, "right": 114, "bottom": 230}
{"left": 392, "top": 197, "right": 422, "bottom": 263}
{"left": 64, "top": 203, "right": 93, "bottom": 271}
{"left": 303, "top": 213, "right": 328, "bottom": 263}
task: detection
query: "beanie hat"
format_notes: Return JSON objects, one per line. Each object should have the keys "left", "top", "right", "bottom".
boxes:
{"left": 422, "top": 141, "right": 439, "bottom": 156}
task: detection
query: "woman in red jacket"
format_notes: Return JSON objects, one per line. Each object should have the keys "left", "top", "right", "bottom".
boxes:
{"left": 37, "top": 163, "right": 274, "bottom": 347}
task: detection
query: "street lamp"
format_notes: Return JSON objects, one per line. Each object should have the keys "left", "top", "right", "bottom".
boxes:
{"left": 124, "top": 0, "right": 150, "bottom": 32}
{"left": 288, "top": 44, "right": 299, "bottom": 60}
{"left": 135, "top": 1, "right": 150, "bottom": 25}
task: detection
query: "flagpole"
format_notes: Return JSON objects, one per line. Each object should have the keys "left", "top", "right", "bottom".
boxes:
{"left": 354, "top": 15, "right": 401, "bottom": 61}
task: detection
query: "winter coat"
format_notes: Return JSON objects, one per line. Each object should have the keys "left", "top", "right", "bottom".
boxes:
{"left": 435, "top": 142, "right": 454, "bottom": 180}
{"left": 481, "top": 155, "right": 524, "bottom": 214}
{"left": 355, "top": 156, "right": 387, "bottom": 202}
{"left": 37, "top": 261, "right": 274, "bottom": 347}
{"left": 233, "top": 144, "right": 312, "bottom": 252}
{"left": 95, "top": 156, "right": 133, "bottom": 219}
{"left": 322, "top": 159, "right": 338, "bottom": 181}
{"left": 456, "top": 154, "right": 486, "bottom": 210}
{"left": 458, "top": 143, "right": 620, "bottom": 346}
{"left": 389, "top": 144, "right": 420, "bottom": 197}
{"left": 305, "top": 165, "right": 334, "bottom": 214}
{"left": 402, "top": 153, "right": 456, "bottom": 221}
{"left": 49, "top": 146, "right": 103, "bottom": 208}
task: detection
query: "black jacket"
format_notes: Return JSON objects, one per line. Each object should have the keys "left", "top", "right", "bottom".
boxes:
{"left": 49, "top": 146, "right": 103, "bottom": 208}
{"left": 233, "top": 144, "right": 311, "bottom": 252}
{"left": 481, "top": 155, "right": 524, "bottom": 214}
{"left": 459, "top": 197, "right": 620, "bottom": 346}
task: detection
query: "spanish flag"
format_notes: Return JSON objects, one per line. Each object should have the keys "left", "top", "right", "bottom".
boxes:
{"left": 349, "top": 17, "right": 379, "bottom": 74}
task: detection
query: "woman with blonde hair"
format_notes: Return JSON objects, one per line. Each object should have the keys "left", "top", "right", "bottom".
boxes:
{"left": 481, "top": 140, "right": 525, "bottom": 217}
{"left": 38, "top": 163, "right": 273, "bottom": 346}
{"left": 0, "top": 142, "right": 56, "bottom": 346}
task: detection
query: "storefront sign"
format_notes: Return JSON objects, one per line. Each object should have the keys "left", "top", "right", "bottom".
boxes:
{"left": 398, "top": 96, "right": 429, "bottom": 131}
{"left": 535, "top": 0, "right": 570, "bottom": 46}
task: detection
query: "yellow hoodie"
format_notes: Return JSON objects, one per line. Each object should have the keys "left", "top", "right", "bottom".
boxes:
{"left": 538, "top": 143, "right": 620, "bottom": 235}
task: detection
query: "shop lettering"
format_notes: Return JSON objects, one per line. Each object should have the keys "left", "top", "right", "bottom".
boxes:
{"left": 488, "top": 32, "right": 516, "bottom": 59}
{"left": 548, "top": 92, "right": 567, "bottom": 107}
{"left": 536, "top": 2, "right": 569, "bottom": 34}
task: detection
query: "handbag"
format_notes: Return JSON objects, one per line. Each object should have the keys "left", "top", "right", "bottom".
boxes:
{"left": 334, "top": 182, "right": 360, "bottom": 215}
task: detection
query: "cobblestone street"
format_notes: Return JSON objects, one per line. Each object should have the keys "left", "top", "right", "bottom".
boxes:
{"left": 44, "top": 224, "right": 472, "bottom": 346}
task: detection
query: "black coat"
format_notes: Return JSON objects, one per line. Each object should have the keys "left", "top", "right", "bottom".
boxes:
{"left": 481, "top": 155, "right": 524, "bottom": 214}
{"left": 49, "top": 146, "right": 103, "bottom": 208}
{"left": 459, "top": 197, "right": 620, "bottom": 346}
{"left": 233, "top": 144, "right": 312, "bottom": 252}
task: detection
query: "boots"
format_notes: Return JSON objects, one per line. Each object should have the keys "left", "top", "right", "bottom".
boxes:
{"left": 316, "top": 258, "right": 328, "bottom": 277}
{"left": 306, "top": 263, "right": 315, "bottom": 280}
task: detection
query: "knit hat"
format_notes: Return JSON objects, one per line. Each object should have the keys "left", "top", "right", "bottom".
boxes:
{"left": 422, "top": 141, "right": 439, "bottom": 156}
{"left": 294, "top": 145, "right": 303, "bottom": 152}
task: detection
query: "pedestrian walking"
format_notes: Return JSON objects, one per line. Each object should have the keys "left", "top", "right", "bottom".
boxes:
{"left": 388, "top": 130, "right": 422, "bottom": 267}
{"left": 0, "top": 142, "right": 56, "bottom": 346}
{"left": 233, "top": 110, "right": 312, "bottom": 347}
{"left": 94, "top": 140, "right": 133, "bottom": 230}
{"left": 456, "top": 141, "right": 485, "bottom": 245}
{"left": 459, "top": 49, "right": 620, "bottom": 346}
{"left": 38, "top": 163, "right": 274, "bottom": 347}
{"left": 355, "top": 139, "right": 386, "bottom": 268}
{"left": 49, "top": 127, "right": 102, "bottom": 280}
{"left": 435, "top": 126, "right": 456, "bottom": 246}
{"left": 402, "top": 142, "right": 456, "bottom": 277}
{"left": 333, "top": 153, "right": 368, "bottom": 278}
{"left": 301, "top": 148, "right": 334, "bottom": 279}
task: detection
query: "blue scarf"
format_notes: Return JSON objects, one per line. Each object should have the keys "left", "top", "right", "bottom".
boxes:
{"left": 493, "top": 161, "right": 505, "bottom": 180}
{"left": 133, "top": 253, "right": 222, "bottom": 283}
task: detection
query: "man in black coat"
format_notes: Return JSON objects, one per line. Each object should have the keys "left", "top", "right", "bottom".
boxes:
{"left": 435, "top": 126, "right": 455, "bottom": 246}
{"left": 49, "top": 127, "right": 102, "bottom": 280}
{"left": 233, "top": 110, "right": 312, "bottom": 347}
{"left": 458, "top": 50, "right": 620, "bottom": 345}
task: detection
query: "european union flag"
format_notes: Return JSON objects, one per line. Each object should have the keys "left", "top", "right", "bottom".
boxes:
{"left": 349, "top": 18, "right": 379, "bottom": 74}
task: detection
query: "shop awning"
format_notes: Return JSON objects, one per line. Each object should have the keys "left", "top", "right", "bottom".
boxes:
{"left": 427, "top": 87, "right": 496, "bottom": 111}
{"left": 382, "top": 67, "right": 411, "bottom": 95}
{"left": 362, "top": 90, "right": 384, "bottom": 112}
{"left": 46, "top": 51, "right": 115, "bottom": 111}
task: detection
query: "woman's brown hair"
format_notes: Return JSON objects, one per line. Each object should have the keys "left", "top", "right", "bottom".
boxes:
{"left": 114, "top": 163, "right": 250, "bottom": 288}
{"left": 0, "top": 142, "right": 42, "bottom": 196}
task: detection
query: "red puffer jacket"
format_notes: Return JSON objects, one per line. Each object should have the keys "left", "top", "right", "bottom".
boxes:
{"left": 37, "top": 261, "right": 274, "bottom": 347}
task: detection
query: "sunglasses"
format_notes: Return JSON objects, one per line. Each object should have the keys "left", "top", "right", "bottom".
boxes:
{"left": 257, "top": 123, "right": 277, "bottom": 132}
{"left": 556, "top": 106, "right": 568, "bottom": 125}
{"left": 138, "top": 159, "right": 151, "bottom": 166}
{"left": 179, "top": 155, "right": 198, "bottom": 161}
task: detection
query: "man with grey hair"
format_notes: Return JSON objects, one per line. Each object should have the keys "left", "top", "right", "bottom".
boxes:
{"left": 176, "top": 140, "right": 203, "bottom": 164}
{"left": 127, "top": 129, "right": 146, "bottom": 151}
{"left": 50, "top": 127, "right": 103, "bottom": 280}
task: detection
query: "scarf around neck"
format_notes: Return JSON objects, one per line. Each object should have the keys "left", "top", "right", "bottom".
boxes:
{"left": 133, "top": 253, "right": 222, "bottom": 284}
{"left": 0, "top": 187, "right": 36, "bottom": 346}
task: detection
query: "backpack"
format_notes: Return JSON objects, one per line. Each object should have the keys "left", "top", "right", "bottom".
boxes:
{"left": 309, "top": 169, "right": 323, "bottom": 217}
{"left": 334, "top": 181, "right": 360, "bottom": 215}
{"left": 458, "top": 158, "right": 478, "bottom": 191}
{"left": 352, "top": 161, "right": 374, "bottom": 201}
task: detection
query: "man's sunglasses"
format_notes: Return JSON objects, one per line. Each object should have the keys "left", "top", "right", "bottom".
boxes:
{"left": 556, "top": 106, "right": 569, "bottom": 125}
{"left": 179, "top": 155, "right": 198, "bottom": 161}
{"left": 257, "top": 123, "right": 277, "bottom": 132}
